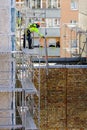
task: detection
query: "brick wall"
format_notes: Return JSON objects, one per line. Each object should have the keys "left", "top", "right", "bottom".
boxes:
{"left": 39, "top": 68, "right": 87, "bottom": 130}
{"left": 60, "top": 0, "right": 78, "bottom": 57}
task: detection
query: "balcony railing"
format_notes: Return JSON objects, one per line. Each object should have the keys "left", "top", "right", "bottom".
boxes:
{"left": 25, "top": 8, "right": 60, "bottom": 18}
{"left": 34, "top": 27, "right": 60, "bottom": 37}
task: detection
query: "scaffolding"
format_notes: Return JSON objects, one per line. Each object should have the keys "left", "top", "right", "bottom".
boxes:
{"left": 62, "top": 23, "right": 87, "bottom": 59}
{"left": 0, "top": 0, "right": 17, "bottom": 129}
{"left": 0, "top": 0, "right": 41, "bottom": 129}
{"left": 15, "top": 1, "right": 87, "bottom": 130}
{"left": 0, "top": 50, "right": 41, "bottom": 130}
{"left": 0, "top": 0, "right": 87, "bottom": 130}
{"left": 16, "top": 0, "right": 49, "bottom": 74}
{"left": 15, "top": 50, "right": 41, "bottom": 130}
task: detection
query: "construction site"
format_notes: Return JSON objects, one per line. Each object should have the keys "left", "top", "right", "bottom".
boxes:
{"left": 0, "top": 0, "right": 87, "bottom": 130}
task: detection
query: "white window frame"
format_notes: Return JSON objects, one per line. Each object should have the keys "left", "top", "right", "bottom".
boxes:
{"left": 70, "top": 20, "right": 77, "bottom": 24}
{"left": 71, "top": 39, "right": 77, "bottom": 48}
{"left": 46, "top": 0, "right": 58, "bottom": 8}
{"left": 46, "top": 18, "right": 60, "bottom": 27}
{"left": 29, "top": 0, "right": 40, "bottom": 8}
{"left": 32, "top": 0, "right": 37, "bottom": 8}
{"left": 71, "top": 0, "right": 78, "bottom": 10}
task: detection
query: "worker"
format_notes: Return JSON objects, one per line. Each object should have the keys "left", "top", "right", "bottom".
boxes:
{"left": 23, "top": 23, "right": 45, "bottom": 49}
{"left": 56, "top": 41, "right": 60, "bottom": 48}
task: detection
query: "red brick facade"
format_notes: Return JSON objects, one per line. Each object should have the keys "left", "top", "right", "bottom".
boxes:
{"left": 60, "top": 0, "right": 78, "bottom": 57}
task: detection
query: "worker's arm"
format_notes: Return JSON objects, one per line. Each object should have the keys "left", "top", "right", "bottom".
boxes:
{"left": 29, "top": 27, "right": 45, "bottom": 38}
{"left": 38, "top": 32, "right": 45, "bottom": 38}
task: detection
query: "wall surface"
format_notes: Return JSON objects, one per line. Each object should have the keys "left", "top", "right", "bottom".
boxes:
{"left": 60, "top": 0, "right": 78, "bottom": 57}
{"left": 39, "top": 68, "right": 87, "bottom": 130}
{"left": 0, "top": 0, "right": 11, "bottom": 52}
{"left": 79, "top": 0, "right": 87, "bottom": 30}
{"left": 79, "top": 0, "right": 87, "bottom": 57}
{"left": 0, "top": 0, "right": 15, "bottom": 128}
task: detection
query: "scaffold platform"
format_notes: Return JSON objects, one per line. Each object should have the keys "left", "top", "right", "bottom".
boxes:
{"left": 17, "top": 106, "right": 38, "bottom": 130}
{"left": 17, "top": 75, "right": 38, "bottom": 95}
{"left": 0, "top": 124, "right": 22, "bottom": 129}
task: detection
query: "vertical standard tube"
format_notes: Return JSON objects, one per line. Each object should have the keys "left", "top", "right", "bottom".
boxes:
{"left": 65, "top": 68, "right": 68, "bottom": 130}
{"left": 19, "top": 24, "right": 22, "bottom": 50}
{"left": 22, "top": 89, "right": 26, "bottom": 127}
{"left": 38, "top": 50, "right": 40, "bottom": 129}
{"left": 11, "top": 61, "right": 15, "bottom": 126}
{"left": 86, "top": 38, "right": 87, "bottom": 63}
{"left": 44, "top": 9, "right": 48, "bottom": 75}
{"left": 79, "top": 33, "right": 81, "bottom": 56}
{"left": 44, "top": 37, "right": 49, "bottom": 75}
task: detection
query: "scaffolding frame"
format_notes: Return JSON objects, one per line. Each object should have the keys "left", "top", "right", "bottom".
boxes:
{"left": 63, "top": 23, "right": 87, "bottom": 59}
{"left": 15, "top": 50, "right": 41, "bottom": 130}
{"left": 0, "top": 50, "right": 41, "bottom": 130}
{"left": 0, "top": 0, "right": 86, "bottom": 129}
{"left": 16, "top": 0, "right": 49, "bottom": 74}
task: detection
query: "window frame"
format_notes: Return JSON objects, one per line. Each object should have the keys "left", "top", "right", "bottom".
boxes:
{"left": 71, "top": 0, "right": 78, "bottom": 10}
{"left": 46, "top": 0, "right": 59, "bottom": 8}
{"left": 46, "top": 18, "right": 60, "bottom": 27}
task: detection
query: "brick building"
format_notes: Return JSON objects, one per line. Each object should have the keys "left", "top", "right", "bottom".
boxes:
{"left": 60, "top": 0, "right": 79, "bottom": 57}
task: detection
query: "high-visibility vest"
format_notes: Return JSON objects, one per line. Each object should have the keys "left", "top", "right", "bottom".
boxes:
{"left": 17, "top": 18, "right": 21, "bottom": 27}
{"left": 27, "top": 23, "right": 43, "bottom": 37}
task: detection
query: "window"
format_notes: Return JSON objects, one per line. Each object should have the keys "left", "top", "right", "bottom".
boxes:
{"left": 41, "top": 0, "right": 46, "bottom": 8}
{"left": 46, "top": 18, "right": 60, "bottom": 27}
{"left": 48, "top": 39, "right": 56, "bottom": 47}
{"left": 54, "top": 19, "right": 60, "bottom": 27}
{"left": 70, "top": 20, "right": 77, "bottom": 24}
{"left": 25, "top": 0, "right": 30, "bottom": 7}
{"left": 27, "top": 0, "right": 60, "bottom": 9}
{"left": 32, "top": 0, "right": 37, "bottom": 8}
{"left": 41, "top": 0, "right": 60, "bottom": 8}
{"left": 37, "top": 0, "right": 40, "bottom": 8}
{"left": 47, "top": 0, "right": 58, "bottom": 8}
{"left": 71, "top": 39, "right": 77, "bottom": 48}
{"left": 71, "top": 0, "right": 78, "bottom": 10}
{"left": 28, "top": 0, "right": 40, "bottom": 8}
{"left": 46, "top": 19, "right": 52, "bottom": 27}
{"left": 58, "top": 0, "right": 60, "bottom": 7}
